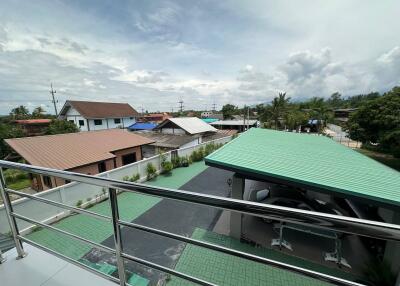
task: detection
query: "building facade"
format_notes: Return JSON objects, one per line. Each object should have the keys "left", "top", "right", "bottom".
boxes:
{"left": 59, "top": 100, "right": 139, "bottom": 131}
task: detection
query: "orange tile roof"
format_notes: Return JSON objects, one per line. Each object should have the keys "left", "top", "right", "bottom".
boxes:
{"left": 5, "top": 129, "right": 154, "bottom": 170}
{"left": 62, "top": 100, "right": 139, "bottom": 118}
{"left": 14, "top": 119, "right": 52, "bottom": 124}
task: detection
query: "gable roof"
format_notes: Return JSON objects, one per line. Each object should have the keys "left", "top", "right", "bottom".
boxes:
{"left": 206, "top": 128, "right": 400, "bottom": 207}
{"left": 59, "top": 100, "right": 139, "bottom": 119}
{"left": 135, "top": 132, "right": 199, "bottom": 149}
{"left": 155, "top": 117, "right": 217, "bottom": 135}
{"left": 5, "top": 129, "right": 154, "bottom": 170}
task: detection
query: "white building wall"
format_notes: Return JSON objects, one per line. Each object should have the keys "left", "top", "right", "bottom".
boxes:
{"left": 180, "top": 138, "right": 201, "bottom": 149}
{"left": 64, "top": 104, "right": 136, "bottom": 131}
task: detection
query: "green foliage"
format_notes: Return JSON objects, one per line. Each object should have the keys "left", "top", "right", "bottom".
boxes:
{"left": 32, "top": 106, "right": 46, "bottom": 119}
{"left": 146, "top": 163, "right": 157, "bottom": 180}
{"left": 363, "top": 259, "right": 396, "bottom": 286}
{"left": 346, "top": 87, "right": 400, "bottom": 157}
{"left": 123, "top": 175, "right": 130, "bottom": 181}
{"left": 4, "top": 169, "right": 29, "bottom": 184}
{"left": 221, "top": 104, "right": 237, "bottom": 120}
{"left": 76, "top": 200, "right": 83, "bottom": 208}
{"left": 45, "top": 119, "right": 79, "bottom": 135}
{"left": 131, "top": 173, "right": 140, "bottom": 182}
{"left": 161, "top": 160, "right": 173, "bottom": 174}
{"left": 9, "top": 105, "right": 30, "bottom": 120}
{"left": 190, "top": 147, "right": 204, "bottom": 162}
{"left": 171, "top": 156, "right": 182, "bottom": 168}
{"left": 0, "top": 123, "right": 25, "bottom": 159}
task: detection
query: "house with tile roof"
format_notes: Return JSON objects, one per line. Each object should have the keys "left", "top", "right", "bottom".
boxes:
{"left": 58, "top": 100, "right": 139, "bottom": 131}
{"left": 5, "top": 129, "right": 154, "bottom": 191}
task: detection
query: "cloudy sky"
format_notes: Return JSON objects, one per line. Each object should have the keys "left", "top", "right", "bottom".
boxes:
{"left": 0, "top": 0, "right": 399, "bottom": 114}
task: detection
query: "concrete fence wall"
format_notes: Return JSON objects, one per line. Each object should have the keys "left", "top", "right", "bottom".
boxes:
{"left": 0, "top": 136, "right": 232, "bottom": 234}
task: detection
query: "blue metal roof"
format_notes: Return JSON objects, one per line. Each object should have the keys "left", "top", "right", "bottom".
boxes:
{"left": 128, "top": 122, "right": 157, "bottom": 130}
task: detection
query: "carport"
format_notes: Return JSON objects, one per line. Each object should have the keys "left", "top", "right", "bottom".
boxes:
{"left": 205, "top": 128, "right": 400, "bottom": 270}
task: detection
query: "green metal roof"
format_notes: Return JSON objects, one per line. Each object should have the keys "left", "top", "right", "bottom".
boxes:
{"left": 205, "top": 128, "right": 400, "bottom": 207}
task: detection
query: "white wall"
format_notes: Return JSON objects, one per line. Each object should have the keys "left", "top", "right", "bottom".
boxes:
{"left": 64, "top": 107, "right": 136, "bottom": 131}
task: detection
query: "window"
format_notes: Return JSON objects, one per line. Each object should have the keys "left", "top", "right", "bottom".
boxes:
{"left": 79, "top": 120, "right": 84, "bottom": 126}
{"left": 43, "top": 176, "right": 52, "bottom": 188}
{"left": 98, "top": 161, "right": 107, "bottom": 173}
{"left": 129, "top": 117, "right": 134, "bottom": 120}
{"left": 94, "top": 119, "right": 102, "bottom": 125}
{"left": 122, "top": 153, "right": 137, "bottom": 165}
{"left": 114, "top": 118, "right": 121, "bottom": 124}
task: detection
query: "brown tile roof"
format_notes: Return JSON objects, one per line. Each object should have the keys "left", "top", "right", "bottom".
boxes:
{"left": 5, "top": 129, "right": 154, "bottom": 170}
{"left": 63, "top": 100, "right": 139, "bottom": 118}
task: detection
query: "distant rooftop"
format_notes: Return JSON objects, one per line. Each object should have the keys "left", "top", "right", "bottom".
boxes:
{"left": 5, "top": 129, "right": 154, "bottom": 170}
{"left": 201, "top": 118, "right": 219, "bottom": 123}
{"left": 155, "top": 117, "right": 217, "bottom": 135}
{"left": 128, "top": 122, "right": 157, "bottom": 131}
{"left": 210, "top": 119, "right": 258, "bottom": 126}
{"left": 13, "top": 119, "right": 52, "bottom": 124}
{"left": 59, "top": 100, "right": 139, "bottom": 119}
{"left": 206, "top": 128, "right": 400, "bottom": 207}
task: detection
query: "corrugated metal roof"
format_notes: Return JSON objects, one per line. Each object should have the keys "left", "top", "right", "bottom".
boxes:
{"left": 210, "top": 120, "right": 258, "bottom": 126}
{"left": 205, "top": 128, "right": 400, "bottom": 207}
{"left": 60, "top": 100, "right": 139, "bottom": 118}
{"left": 5, "top": 129, "right": 154, "bottom": 170}
{"left": 135, "top": 131, "right": 198, "bottom": 148}
{"left": 156, "top": 117, "right": 217, "bottom": 135}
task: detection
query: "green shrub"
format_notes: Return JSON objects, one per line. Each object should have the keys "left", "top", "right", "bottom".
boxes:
{"left": 130, "top": 173, "right": 140, "bottom": 182}
{"left": 171, "top": 156, "right": 182, "bottom": 168}
{"left": 123, "top": 175, "right": 130, "bottom": 181}
{"left": 161, "top": 161, "right": 173, "bottom": 174}
{"left": 76, "top": 200, "right": 83, "bottom": 208}
{"left": 181, "top": 157, "right": 189, "bottom": 167}
{"left": 146, "top": 163, "right": 157, "bottom": 180}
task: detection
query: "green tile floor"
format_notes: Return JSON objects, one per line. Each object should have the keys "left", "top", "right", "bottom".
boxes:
{"left": 167, "top": 228, "right": 359, "bottom": 286}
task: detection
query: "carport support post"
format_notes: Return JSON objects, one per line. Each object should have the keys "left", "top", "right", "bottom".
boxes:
{"left": 230, "top": 173, "right": 245, "bottom": 240}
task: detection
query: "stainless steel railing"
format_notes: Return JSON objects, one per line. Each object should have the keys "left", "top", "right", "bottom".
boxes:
{"left": 1, "top": 160, "right": 399, "bottom": 286}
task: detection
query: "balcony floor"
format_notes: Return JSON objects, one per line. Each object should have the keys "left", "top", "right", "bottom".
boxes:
{"left": 0, "top": 244, "right": 115, "bottom": 286}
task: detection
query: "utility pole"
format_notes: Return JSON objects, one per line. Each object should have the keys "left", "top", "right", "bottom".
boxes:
{"left": 50, "top": 83, "right": 58, "bottom": 116}
{"left": 178, "top": 99, "right": 184, "bottom": 113}
{"left": 212, "top": 101, "right": 217, "bottom": 111}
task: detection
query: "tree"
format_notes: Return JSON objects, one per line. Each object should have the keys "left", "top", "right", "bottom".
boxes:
{"left": 327, "top": 92, "right": 342, "bottom": 109}
{"left": 45, "top": 120, "right": 79, "bottom": 135}
{"left": 32, "top": 106, "right": 46, "bottom": 118}
{"left": 346, "top": 87, "right": 400, "bottom": 157}
{"left": 0, "top": 124, "right": 25, "bottom": 159}
{"left": 9, "top": 105, "right": 30, "bottom": 120}
{"left": 263, "top": 92, "right": 291, "bottom": 129}
{"left": 221, "top": 104, "right": 237, "bottom": 120}
{"left": 284, "top": 108, "right": 309, "bottom": 131}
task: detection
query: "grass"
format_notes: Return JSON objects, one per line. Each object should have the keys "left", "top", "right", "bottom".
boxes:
{"left": 356, "top": 148, "right": 400, "bottom": 171}
{"left": 7, "top": 178, "right": 31, "bottom": 190}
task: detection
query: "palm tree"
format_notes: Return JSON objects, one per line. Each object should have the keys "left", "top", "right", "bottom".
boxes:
{"left": 10, "top": 105, "right": 30, "bottom": 119}
{"left": 270, "top": 92, "right": 291, "bottom": 129}
{"left": 32, "top": 106, "right": 46, "bottom": 118}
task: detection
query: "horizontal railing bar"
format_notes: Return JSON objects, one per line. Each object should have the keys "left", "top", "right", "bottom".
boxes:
{"left": 18, "top": 236, "right": 120, "bottom": 284}
{"left": 118, "top": 220, "right": 364, "bottom": 286}
{"left": 1, "top": 160, "right": 400, "bottom": 242}
{"left": 121, "top": 252, "right": 216, "bottom": 286}
{"left": 12, "top": 212, "right": 115, "bottom": 254}
{"left": 6, "top": 188, "right": 110, "bottom": 221}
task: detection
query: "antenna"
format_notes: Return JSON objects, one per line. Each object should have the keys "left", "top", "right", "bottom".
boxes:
{"left": 50, "top": 83, "right": 58, "bottom": 116}
{"left": 212, "top": 101, "right": 217, "bottom": 111}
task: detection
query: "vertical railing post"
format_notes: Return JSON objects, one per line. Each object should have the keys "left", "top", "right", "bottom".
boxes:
{"left": 108, "top": 188, "right": 126, "bottom": 286}
{"left": 0, "top": 167, "right": 27, "bottom": 259}
{"left": 0, "top": 249, "right": 6, "bottom": 264}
